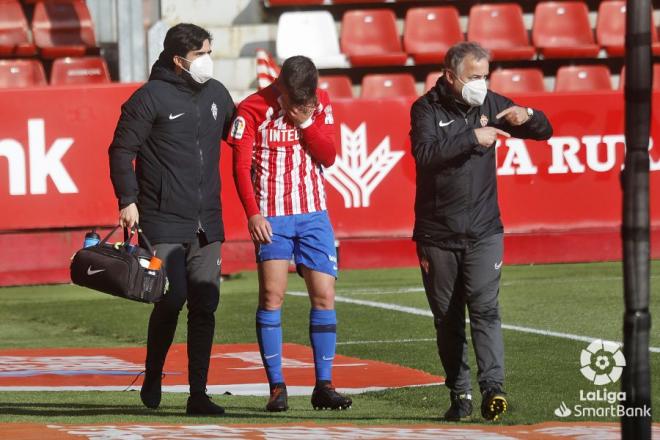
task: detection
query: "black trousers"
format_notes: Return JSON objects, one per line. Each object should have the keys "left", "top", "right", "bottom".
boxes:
{"left": 417, "top": 233, "right": 504, "bottom": 394}
{"left": 145, "top": 235, "right": 221, "bottom": 394}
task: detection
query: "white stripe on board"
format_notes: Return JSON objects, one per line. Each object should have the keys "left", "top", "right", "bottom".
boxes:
{"left": 287, "top": 291, "right": 660, "bottom": 353}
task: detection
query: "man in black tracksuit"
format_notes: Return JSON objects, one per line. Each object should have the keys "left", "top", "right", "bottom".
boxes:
{"left": 109, "top": 24, "right": 235, "bottom": 415}
{"left": 410, "top": 42, "right": 552, "bottom": 421}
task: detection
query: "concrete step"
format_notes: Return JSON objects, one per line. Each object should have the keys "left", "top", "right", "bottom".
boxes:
{"left": 228, "top": 88, "right": 258, "bottom": 103}
{"left": 209, "top": 24, "right": 277, "bottom": 59}
{"left": 214, "top": 57, "right": 257, "bottom": 91}
{"left": 161, "top": 0, "right": 264, "bottom": 26}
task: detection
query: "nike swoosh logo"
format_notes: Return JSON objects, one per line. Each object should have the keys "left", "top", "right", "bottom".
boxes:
{"left": 87, "top": 266, "right": 105, "bottom": 276}
{"left": 264, "top": 353, "right": 279, "bottom": 360}
{"left": 439, "top": 120, "right": 455, "bottom": 127}
{"left": 322, "top": 356, "right": 334, "bottom": 361}
{"left": 494, "top": 261, "right": 503, "bottom": 270}
{"left": 169, "top": 113, "right": 184, "bottom": 120}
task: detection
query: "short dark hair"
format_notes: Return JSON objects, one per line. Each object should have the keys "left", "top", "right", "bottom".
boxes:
{"left": 279, "top": 56, "right": 318, "bottom": 105}
{"left": 444, "top": 42, "right": 490, "bottom": 76}
{"left": 160, "top": 23, "right": 212, "bottom": 68}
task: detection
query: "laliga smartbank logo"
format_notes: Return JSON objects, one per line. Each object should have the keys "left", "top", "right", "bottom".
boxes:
{"left": 554, "top": 339, "right": 650, "bottom": 418}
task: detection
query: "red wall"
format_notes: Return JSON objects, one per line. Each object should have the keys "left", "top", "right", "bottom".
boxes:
{"left": 1, "top": 85, "right": 659, "bottom": 285}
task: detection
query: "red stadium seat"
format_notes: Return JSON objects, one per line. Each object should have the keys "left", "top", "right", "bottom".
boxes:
{"left": 533, "top": 2, "right": 600, "bottom": 59}
{"left": 619, "top": 64, "right": 660, "bottom": 90}
{"left": 265, "top": 0, "right": 324, "bottom": 5}
{"left": 555, "top": 65, "right": 612, "bottom": 92}
{"left": 596, "top": 1, "right": 660, "bottom": 57}
{"left": 489, "top": 68, "right": 546, "bottom": 94}
{"left": 361, "top": 73, "right": 417, "bottom": 99}
{"left": 425, "top": 71, "right": 443, "bottom": 91}
{"left": 318, "top": 75, "right": 353, "bottom": 99}
{"left": 467, "top": 4, "right": 536, "bottom": 61}
{"left": 50, "top": 56, "right": 110, "bottom": 85}
{"left": 0, "top": 59, "right": 47, "bottom": 88}
{"left": 0, "top": 0, "right": 36, "bottom": 56}
{"left": 340, "top": 9, "right": 407, "bottom": 67}
{"left": 22, "top": 0, "right": 85, "bottom": 3}
{"left": 333, "top": 0, "right": 389, "bottom": 3}
{"left": 403, "top": 7, "right": 463, "bottom": 64}
{"left": 32, "top": 0, "right": 98, "bottom": 59}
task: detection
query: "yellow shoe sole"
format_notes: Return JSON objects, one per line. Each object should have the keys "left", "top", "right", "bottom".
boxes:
{"left": 484, "top": 395, "right": 508, "bottom": 421}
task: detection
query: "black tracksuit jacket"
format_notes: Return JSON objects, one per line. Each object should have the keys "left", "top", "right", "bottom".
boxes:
{"left": 410, "top": 78, "right": 553, "bottom": 248}
{"left": 109, "top": 61, "right": 235, "bottom": 244}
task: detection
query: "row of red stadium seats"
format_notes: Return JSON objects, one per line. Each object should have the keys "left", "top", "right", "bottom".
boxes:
{"left": 0, "top": 57, "right": 110, "bottom": 87}
{"left": 267, "top": 0, "right": 458, "bottom": 5}
{"left": 318, "top": 65, "right": 660, "bottom": 99}
{"left": 0, "top": 0, "right": 97, "bottom": 59}
{"left": 277, "top": 2, "right": 660, "bottom": 68}
{"left": 19, "top": 0, "right": 82, "bottom": 3}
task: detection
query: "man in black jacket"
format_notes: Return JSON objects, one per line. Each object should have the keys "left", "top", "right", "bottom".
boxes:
{"left": 410, "top": 42, "right": 552, "bottom": 422}
{"left": 109, "top": 23, "right": 235, "bottom": 415}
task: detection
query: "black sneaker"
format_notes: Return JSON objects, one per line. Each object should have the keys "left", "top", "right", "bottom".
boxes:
{"left": 481, "top": 387, "right": 508, "bottom": 421}
{"left": 140, "top": 370, "right": 162, "bottom": 409}
{"left": 443, "top": 392, "right": 473, "bottom": 421}
{"left": 186, "top": 392, "right": 225, "bottom": 416}
{"left": 311, "top": 381, "right": 352, "bottom": 410}
{"left": 266, "top": 383, "right": 288, "bottom": 412}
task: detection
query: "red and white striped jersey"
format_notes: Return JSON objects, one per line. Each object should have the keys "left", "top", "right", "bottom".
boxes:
{"left": 228, "top": 84, "right": 336, "bottom": 218}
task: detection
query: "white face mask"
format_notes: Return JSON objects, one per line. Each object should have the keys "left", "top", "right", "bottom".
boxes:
{"left": 458, "top": 77, "right": 488, "bottom": 106}
{"left": 181, "top": 54, "right": 213, "bottom": 84}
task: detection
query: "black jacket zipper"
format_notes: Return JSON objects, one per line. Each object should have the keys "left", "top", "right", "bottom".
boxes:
{"left": 194, "top": 95, "right": 204, "bottom": 233}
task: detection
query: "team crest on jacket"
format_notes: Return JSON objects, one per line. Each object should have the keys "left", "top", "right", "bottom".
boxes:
{"left": 211, "top": 102, "right": 218, "bottom": 120}
{"left": 232, "top": 116, "right": 246, "bottom": 140}
{"left": 480, "top": 114, "right": 488, "bottom": 127}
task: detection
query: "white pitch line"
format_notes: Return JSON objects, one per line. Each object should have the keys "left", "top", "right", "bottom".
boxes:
{"left": 499, "top": 275, "right": 660, "bottom": 287}
{"left": 287, "top": 291, "right": 660, "bottom": 353}
{"left": 332, "top": 287, "right": 426, "bottom": 295}
{"left": 337, "top": 338, "right": 435, "bottom": 346}
{"left": 331, "top": 275, "right": 660, "bottom": 293}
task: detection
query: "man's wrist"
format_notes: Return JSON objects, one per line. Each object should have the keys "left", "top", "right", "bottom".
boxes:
{"left": 119, "top": 199, "right": 137, "bottom": 210}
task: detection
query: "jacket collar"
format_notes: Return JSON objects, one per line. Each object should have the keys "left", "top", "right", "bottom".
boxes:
{"left": 148, "top": 59, "right": 206, "bottom": 94}
{"left": 431, "top": 77, "right": 478, "bottom": 115}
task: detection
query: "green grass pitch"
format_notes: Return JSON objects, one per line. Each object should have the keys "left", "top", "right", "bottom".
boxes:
{"left": 0, "top": 261, "right": 658, "bottom": 425}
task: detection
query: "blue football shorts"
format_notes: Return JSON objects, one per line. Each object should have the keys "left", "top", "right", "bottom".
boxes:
{"left": 255, "top": 210, "right": 338, "bottom": 278}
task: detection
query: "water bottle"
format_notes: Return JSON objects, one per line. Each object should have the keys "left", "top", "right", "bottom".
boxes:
{"left": 83, "top": 229, "right": 100, "bottom": 248}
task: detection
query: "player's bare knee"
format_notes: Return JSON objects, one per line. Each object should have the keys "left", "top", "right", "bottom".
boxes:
{"left": 309, "top": 291, "right": 335, "bottom": 309}
{"left": 259, "top": 288, "right": 285, "bottom": 309}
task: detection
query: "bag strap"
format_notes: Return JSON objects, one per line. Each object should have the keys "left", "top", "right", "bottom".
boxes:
{"left": 123, "top": 224, "right": 156, "bottom": 255}
{"left": 100, "top": 224, "right": 155, "bottom": 255}
{"left": 99, "top": 225, "right": 121, "bottom": 246}
{"left": 134, "top": 225, "right": 155, "bottom": 255}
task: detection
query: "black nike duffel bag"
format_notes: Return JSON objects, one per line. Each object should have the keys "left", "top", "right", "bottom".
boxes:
{"left": 70, "top": 225, "right": 168, "bottom": 303}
